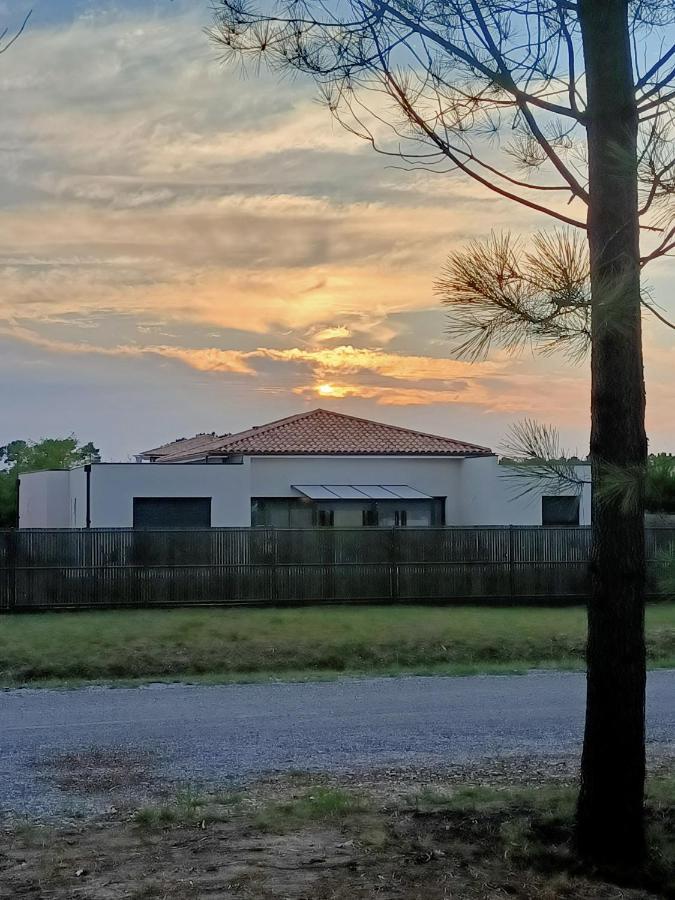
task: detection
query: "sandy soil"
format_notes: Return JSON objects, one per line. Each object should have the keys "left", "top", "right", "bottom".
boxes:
{"left": 2, "top": 756, "right": 673, "bottom": 900}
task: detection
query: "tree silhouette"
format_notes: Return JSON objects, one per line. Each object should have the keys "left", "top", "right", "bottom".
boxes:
{"left": 212, "top": 0, "right": 675, "bottom": 867}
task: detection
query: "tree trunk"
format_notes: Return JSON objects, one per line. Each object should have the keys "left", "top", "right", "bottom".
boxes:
{"left": 577, "top": 0, "right": 648, "bottom": 868}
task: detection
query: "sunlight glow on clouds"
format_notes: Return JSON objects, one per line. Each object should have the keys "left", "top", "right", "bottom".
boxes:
{"left": 2, "top": 320, "right": 591, "bottom": 419}
{"left": 0, "top": 1, "right": 673, "bottom": 457}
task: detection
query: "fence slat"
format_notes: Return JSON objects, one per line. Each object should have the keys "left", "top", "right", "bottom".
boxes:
{"left": 0, "top": 526, "right": 671, "bottom": 611}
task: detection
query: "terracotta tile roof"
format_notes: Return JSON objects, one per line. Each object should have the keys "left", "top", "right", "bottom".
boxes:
{"left": 151, "top": 409, "right": 493, "bottom": 461}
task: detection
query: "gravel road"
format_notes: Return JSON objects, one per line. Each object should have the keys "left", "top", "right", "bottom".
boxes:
{"left": 1, "top": 671, "right": 673, "bottom": 818}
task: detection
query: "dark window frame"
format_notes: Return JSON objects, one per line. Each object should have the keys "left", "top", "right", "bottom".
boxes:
{"left": 132, "top": 497, "right": 212, "bottom": 529}
{"left": 541, "top": 495, "right": 580, "bottom": 527}
{"left": 362, "top": 507, "right": 378, "bottom": 526}
{"left": 394, "top": 509, "right": 408, "bottom": 527}
{"left": 251, "top": 497, "right": 312, "bottom": 527}
{"left": 317, "top": 508, "right": 335, "bottom": 527}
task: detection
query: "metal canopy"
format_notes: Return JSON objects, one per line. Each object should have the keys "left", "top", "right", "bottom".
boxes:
{"left": 292, "top": 484, "right": 433, "bottom": 501}
{"left": 291, "top": 485, "right": 340, "bottom": 500}
{"left": 381, "top": 484, "right": 432, "bottom": 500}
{"left": 353, "top": 485, "right": 400, "bottom": 500}
{"left": 324, "top": 485, "right": 369, "bottom": 499}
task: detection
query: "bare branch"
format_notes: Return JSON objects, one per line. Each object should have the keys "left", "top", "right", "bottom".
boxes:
{"left": 0, "top": 9, "right": 31, "bottom": 54}
{"left": 641, "top": 224, "right": 675, "bottom": 264}
{"left": 636, "top": 42, "right": 675, "bottom": 90}
{"left": 641, "top": 298, "right": 675, "bottom": 330}
{"left": 373, "top": 0, "right": 584, "bottom": 121}
{"left": 464, "top": 0, "right": 589, "bottom": 202}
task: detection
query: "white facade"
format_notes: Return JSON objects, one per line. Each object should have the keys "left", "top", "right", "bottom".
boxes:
{"left": 19, "top": 455, "right": 591, "bottom": 528}
{"left": 17, "top": 470, "right": 71, "bottom": 528}
{"left": 457, "top": 456, "right": 592, "bottom": 526}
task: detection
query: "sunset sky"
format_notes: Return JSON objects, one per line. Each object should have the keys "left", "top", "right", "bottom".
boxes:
{"left": 1, "top": 0, "right": 674, "bottom": 460}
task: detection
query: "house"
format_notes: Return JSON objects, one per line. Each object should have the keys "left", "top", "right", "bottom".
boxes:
{"left": 18, "top": 408, "right": 591, "bottom": 528}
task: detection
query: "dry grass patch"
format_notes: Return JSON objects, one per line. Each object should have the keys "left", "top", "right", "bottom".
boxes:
{"left": 38, "top": 748, "right": 160, "bottom": 794}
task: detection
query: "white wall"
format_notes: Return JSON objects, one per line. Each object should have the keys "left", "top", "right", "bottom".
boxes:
{"left": 88, "top": 462, "right": 252, "bottom": 527}
{"left": 249, "top": 455, "right": 464, "bottom": 521}
{"left": 250, "top": 455, "right": 591, "bottom": 525}
{"left": 457, "top": 456, "right": 592, "bottom": 525}
{"left": 18, "top": 471, "right": 71, "bottom": 528}
{"left": 18, "top": 455, "right": 593, "bottom": 528}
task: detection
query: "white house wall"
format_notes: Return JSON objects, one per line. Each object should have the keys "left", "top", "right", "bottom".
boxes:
{"left": 249, "top": 456, "right": 591, "bottom": 525}
{"left": 87, "top": 462, "right": 252, "bottom": 527}
{"left": 18, "top": 471, "right": 71, "bottom": 528}
{"left": 18, "top": 455, "right": 592, "bottom": 528}
{"left": 249, "top": 456, "right": 465, "bottom": 522}
{"left": 457, "top": 456, "right": 591, "bottom": 526}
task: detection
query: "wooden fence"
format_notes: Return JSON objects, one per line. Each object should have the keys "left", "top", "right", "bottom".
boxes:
{"left": 0, "top": 526, "right": 673, "bottom": 611}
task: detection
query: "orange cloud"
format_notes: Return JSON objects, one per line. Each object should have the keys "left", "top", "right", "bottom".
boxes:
{"left": 311, "top": 326, "right": 353, "bottom": 342}
{"left": 294, "top": 383, "right": 484, "bottom": 405}
{"left": 147, "top": 346, "right": 254, "bottom": 374}
{"left": 0, "top": 325, "right": 254, "bottom": 375}
{"left": 255, "top": 344, "right": 503, "bottom": 381}
{"left": 294, "top": 375, "right": 593, "bottom": 414}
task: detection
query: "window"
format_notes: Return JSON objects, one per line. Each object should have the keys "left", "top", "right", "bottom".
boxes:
{"left": 379, "top": 499, "right": 444, "bottom": 527}
{"left": 324, "top": 503, "right": 364, "bottom": 527}
{"left": 251, "top": 497, "right": 445, "bottom": 527}
{"left": 317, "top": 509, "right": 334, "bottom": 527}
{"left": 542, "top": 496, "right": 580, "bottom": 527}
{"left": 362, "top": 508, "right": 378, "bottom": 526}
{"left": 251, "top": 499, "right": 313, "bottom": 527}
{"left": 133, "top": 497, "right": 211, "bottom": 529}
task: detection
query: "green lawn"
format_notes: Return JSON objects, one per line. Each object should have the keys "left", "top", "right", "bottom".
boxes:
{"left": 1, "top": 604, "right": 674, "bottom": 686}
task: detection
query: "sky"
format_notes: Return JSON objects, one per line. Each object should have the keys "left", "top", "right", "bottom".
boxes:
{"left": 1, "top": 0, "right": 674, "bottom": 460}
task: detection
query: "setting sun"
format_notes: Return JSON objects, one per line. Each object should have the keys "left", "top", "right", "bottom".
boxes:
{"left": 317, "top": 383, "right": 337, "bottom": 397}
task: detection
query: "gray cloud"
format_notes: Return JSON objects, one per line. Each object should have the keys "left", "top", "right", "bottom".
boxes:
{"left": 0, "top": 2, "right": 672, "bottom": 457}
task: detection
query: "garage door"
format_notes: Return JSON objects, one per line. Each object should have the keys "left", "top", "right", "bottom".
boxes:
{"left": 132, "top": 497, "right": 212, "bottom": 528}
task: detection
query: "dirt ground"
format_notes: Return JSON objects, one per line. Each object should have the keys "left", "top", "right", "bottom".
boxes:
{"left": 1, "top": 758, "right": 673, "bottom": 900}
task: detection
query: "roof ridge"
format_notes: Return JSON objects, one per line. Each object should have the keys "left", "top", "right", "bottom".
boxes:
{"left": 153, "top": 407, "right": 494, "bottom": 461}
{"left": 295, "top": 407, "right": 494, "bottom": 453}
{"left": 185, "top": 407, "right": 491, "bottom": 455}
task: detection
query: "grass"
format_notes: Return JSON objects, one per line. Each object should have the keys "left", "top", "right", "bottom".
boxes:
{"left": 1, "top": 604, "right": 674, "bottom": 686}
{"left": 134, "top": 788, "right": 242, "bottom": 830}
{"left": 408, "top": 777, "right": 675, "bottom": 893}
{"left": 134, "top": 789, "right": 206, "bottom": 830}
{"left": 132, "top": 786, "right": 365, "bottom": 833}
{"left": 253, "top": 787, "right": 368, "bottom": 832}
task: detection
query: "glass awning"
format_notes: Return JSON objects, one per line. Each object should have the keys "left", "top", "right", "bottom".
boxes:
{"left": 292, "top": 484, "right": 433, "bottom": 501}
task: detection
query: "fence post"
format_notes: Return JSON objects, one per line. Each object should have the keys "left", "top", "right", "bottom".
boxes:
{"left": 508, "top": 525, "right": 514, "bottom": 603}
{"left": 272, "top": 528, "right": 279, "bottom": 604}
{"left": 1, "top": 530, "right": 18, "bottom": 612}
{"left": 390, "top": 527, "right": 399, "bottom": 602}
